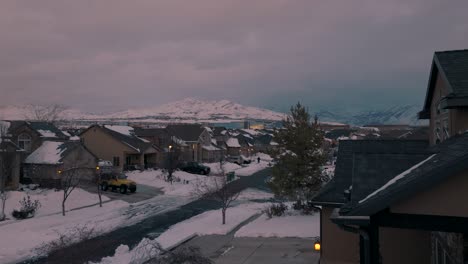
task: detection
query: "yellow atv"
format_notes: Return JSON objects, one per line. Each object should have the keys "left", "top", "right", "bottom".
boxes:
{"left": 100, "top": 173, "right": 137, "bottom": 194}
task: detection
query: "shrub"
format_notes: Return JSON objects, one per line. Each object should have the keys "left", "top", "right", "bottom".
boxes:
{"left": 12, "top": 195, "right": 41, "bottom": 220}
{"left": 264, "top": 203, "right": 288, "bottom": 219}
{"left": 292, "top": 200, "right": 318, "bottom": 215}
{"left": 36, "top": 225, "right": 95, "bottom": 255}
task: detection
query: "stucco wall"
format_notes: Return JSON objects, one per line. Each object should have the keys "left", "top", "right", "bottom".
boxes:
{"left": 391, "top": 170, "right": 468, "bottom": 218}
{"left": 321, "top": 207, "right": 360, "bottom": 264}
{"left": 62, "top": 145, "right": 97, "bottom": 181}
{"left": 380, "top": 227, "right": 431, "bottom": 264}
{"left": 80, "top": 126, "right": 135, "bottom": 171}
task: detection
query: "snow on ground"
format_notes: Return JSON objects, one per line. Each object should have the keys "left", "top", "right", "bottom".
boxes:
{"left": 1, "top": 188, "right": 110, "bottom": 225}
{"left": 127, "top": 170, "right": 210, "bottom": 196}
{"left": 0, "top": 193, "right": 188, "bottom": 264}
{"left": 235, "top": 211, "right": 320, "bottom": 238}
{"left": 203, "top": 162, "right": 242, "bottom": 175}
{"left": 95, "top": 202, "right": 265, "bottom": 264}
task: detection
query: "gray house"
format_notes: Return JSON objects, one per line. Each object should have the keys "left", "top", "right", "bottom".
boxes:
{"left": 23, "top": 141, "right": 98, "bottom": 188}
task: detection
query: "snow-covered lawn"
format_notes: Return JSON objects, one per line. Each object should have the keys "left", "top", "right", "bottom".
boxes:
{"left": 235, "top": 211, "right": 320, "bottom": 238}
{"left": 95, "top": 202, "right": 265, "bottom": 264}
{"left": 0, "top": 188, "right": 110, "bottom": 225}
{"left": 127, "top": 170, "right": 209, "bottom": 196}
{"left": 0, "top": 193, "right": 189, "bottom": 264}
{"left": 236, "top": 188, "right": 274, "bottom": 201}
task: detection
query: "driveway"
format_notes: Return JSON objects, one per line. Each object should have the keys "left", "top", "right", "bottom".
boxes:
{"left": 185, "top": 236, "right": 319, "bottom": 264}
{"left": 82, "top": 183, "right": 164, "bottom": 203}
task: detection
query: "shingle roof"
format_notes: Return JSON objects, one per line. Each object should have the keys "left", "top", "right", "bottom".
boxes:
{"left": 9, "top": 121, "right": 68, "bottom": 139}
{"left": 435, "top": 49, "right": 468, "bottom": 95}
{"left": 420, "top": 49, "right": 468, "bottom": 118}
{"left": 166, "top": 124, "right": 204, "bottom": 142}
{"left": 312, "top": 140, "right": 430, "bottom": 206}
{"left": 133, "top": 127, "right": 168, "bottom": 138}
{"left": 100, "top": 125, "right": 154, "bottom": 153}
{"left": 343, "top": 133, "right": 468, "bottom": 216}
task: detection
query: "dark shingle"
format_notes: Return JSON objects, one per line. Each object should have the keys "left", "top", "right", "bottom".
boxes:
{"left": 344, "top": 133, "right": 468, "bottom": 216}
{"left": 166, "top": 124, "right": 204, "bottom": 142}
{"left": 435, "top": 49, "right": 468, "bottom": 95}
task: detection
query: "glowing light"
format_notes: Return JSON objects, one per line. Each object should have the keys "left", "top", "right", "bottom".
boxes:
{"left": 314, "top": 241, "right": 321, "bottom": 251}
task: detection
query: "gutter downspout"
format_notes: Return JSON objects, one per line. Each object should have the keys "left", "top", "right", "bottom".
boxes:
{"left": 312, "top": 205, "right": 322, "bottom": 263}
{"left": 338, "top": 224, "right": 370, "bottom": 264}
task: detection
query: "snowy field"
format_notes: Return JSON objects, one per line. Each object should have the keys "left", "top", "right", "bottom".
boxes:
{"left": 0, "top": 191, "right": 190, "bottom": 263}
{"left": 0, "top": 188, "right": 110, "bottom": 224}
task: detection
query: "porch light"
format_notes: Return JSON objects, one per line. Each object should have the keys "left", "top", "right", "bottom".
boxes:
{"left": 57, "top": 170, "right": 62, "bottom": 174}
{"left": 314, "top": 241, "right": 321, "bottom": 251}
{"left": 169, "top": 145, "right": 173, "bottom": 150}
{"left": 96, "top": 166, "right": 100, "bottom": 171}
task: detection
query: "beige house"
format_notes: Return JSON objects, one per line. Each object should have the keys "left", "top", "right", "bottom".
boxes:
{"left": 80, "top": 125, "right": 159, "bottom": 171}
{"left": 313, "top": 49, "right": 468, "bottom": 264}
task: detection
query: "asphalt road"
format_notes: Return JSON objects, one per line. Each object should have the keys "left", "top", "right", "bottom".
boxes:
{"left": 186, "top": 235, "right": 319, "bottom": 264}
{"left": 21, "top": 168, "right": 272, "bottom": 264}
{"left": 82, "top": 183, "right": 164, "bottom": 204}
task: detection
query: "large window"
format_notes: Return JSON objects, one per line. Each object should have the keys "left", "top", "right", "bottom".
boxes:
{"left": 18, "top": 133, "right": 31, "bottom": 152}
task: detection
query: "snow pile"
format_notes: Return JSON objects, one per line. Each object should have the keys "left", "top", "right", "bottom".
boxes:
{"left": 235, "top": 211, "right": 320, "bottom": 238}
{"left": 24, "top": 141, "right": 66, "bottom": 164}
{"left": 226, "top": 138, "right": 241, "bottom": 148}
{"left": 104, "top": 125, "right": 134, "bottom": 136}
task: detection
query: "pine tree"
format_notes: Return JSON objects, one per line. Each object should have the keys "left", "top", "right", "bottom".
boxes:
{"left": 269, "top": 102, "right": 327, "bottom": 202}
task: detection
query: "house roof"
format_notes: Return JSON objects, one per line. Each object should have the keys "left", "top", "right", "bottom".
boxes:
{"left": 342, "top": 133, "right": 468, "bottom": 216}
{"left": 312, "top": 140, "right": 430, "bottom": 207}
{"left": 24, "top": 141, "right": 86, "bottom": 164}
{"left": 9, "top": 121, "right": 68, "bottom": 139}
{"left": 420, "top": 49, "right": 468, "bottom": 119}
{"left": 226, "top": 137, "right": 241, "bottom": 148}
{"left": 102, "top": 125, "right": 154, "bottom": 153}
{"left": 166, "top": 124, "right": 205, "bottom": 142}
{"left": 133, "top": 127, "right": 168, "bottom": 138}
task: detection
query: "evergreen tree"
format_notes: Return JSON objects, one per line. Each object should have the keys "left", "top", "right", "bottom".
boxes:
{"left": 269, "top": 102, "right": 327, "bottom": 202}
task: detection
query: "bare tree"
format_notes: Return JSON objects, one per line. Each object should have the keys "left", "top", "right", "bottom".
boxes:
{"left": 194, "top": 159, "right": 241, "bottom": 225}
{"left": 164, "top": 146, "right": 180, "bottom": 184}
{"left": 25, "top": 104, "right": 68, "bottom": 123}
{"left": 96, "top": 170, "right": 103, "bottom": 207}
{"left": 60, "top": 167, "right": 83, "bottom": 216}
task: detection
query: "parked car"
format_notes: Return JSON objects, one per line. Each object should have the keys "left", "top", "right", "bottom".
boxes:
{"left": 226, "top": 155, "right": 251, "bottom": 165}
{"left": 100, "top": 173, "right": 137, "bottom": 194}
{"left": 179, "top": 162, "right": 211, "bottom": 175}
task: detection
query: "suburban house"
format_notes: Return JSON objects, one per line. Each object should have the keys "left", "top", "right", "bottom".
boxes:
{"left": 165, "top": 124, "right": 220, "bottom": 163}
{"left": 80, "top": 125, "right": 159, "bottom": 171}
{"left": 225, "top": 137, "right": 241, "bottom": 157}
{"left": 134, "top": 127, "right": 171, "bottom": 150}
{"left": 0, "top": 122, "right": 23, "bottom": 189}
{"left": 7, "top": 121, "right": 69, "bottom": 154}
{"left": 23, "top": 141, "right": 98, "bottom": 188}
{"left": 312, "top": 49, "right": 468, "bottom": 264}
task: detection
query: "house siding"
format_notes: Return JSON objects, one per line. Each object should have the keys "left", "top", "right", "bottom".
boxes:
{"left": 429, "top": 72, "right": 450, "bottom": 145}
{"left": 390, "top": 170, "right": 468, "bottom": 218}
{"left": 321, "top": 207, "right": 360, "bottom": 264}
{"left": 80, "top": 126, "right": 135, "bottom": 171}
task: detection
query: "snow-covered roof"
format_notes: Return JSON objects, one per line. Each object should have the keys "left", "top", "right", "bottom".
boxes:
{"left": 270, "top": 141, "right": 279, "bottom": 146}
{"left": 226, "top": 138, "right": 241, "bottom": 148}
{"left": 104, "top": 125, "right": 134, "bottom": 136}
{"left": 241, "top": 129, "right": 261, "bottom": 136}
{"left": 37, "top": 129, "right": 58, "bottom": 138}
{"left": 202, "top": 144, "right": 220, "bottom": 151}
{"left": 24, "top": 141, "right": 68, "bottom": 164}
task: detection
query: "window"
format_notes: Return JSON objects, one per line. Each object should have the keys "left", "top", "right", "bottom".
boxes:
{"left": 18, "top": 133, "right": 31, "bottom": 152}
{"left": 113, "top": 157, "right": 120, "bottom": 167}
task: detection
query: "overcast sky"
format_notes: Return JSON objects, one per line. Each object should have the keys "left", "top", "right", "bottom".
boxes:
{"left": 1, "top": 0, "right": 467, "bottom": 113}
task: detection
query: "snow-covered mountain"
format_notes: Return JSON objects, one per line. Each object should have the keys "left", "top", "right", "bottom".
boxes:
{"left": 102, "top": 98, "right": 286, "bottom": 121}
{"left": 0, "top": 99, "right": 426, "bottom": 125}
{"left": 316, "top": 105, "right": 425, "bottom": 126}
{"left": 0, "top": 98, "right": 286, "bottom": 122}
